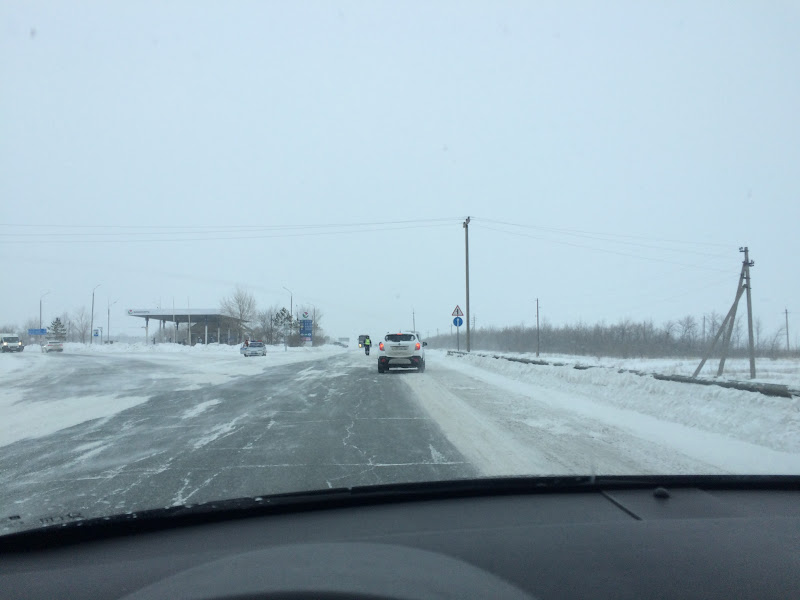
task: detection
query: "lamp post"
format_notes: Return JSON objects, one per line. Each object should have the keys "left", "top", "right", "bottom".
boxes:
{"left": 282, "top": 287, "right": 292, "bottom": 352}
{"left": 39, "top": 291, "right": 51, "bottom": 331}
{"left": 90, "top": 284, "right": 101, "bottom": 344}
{"left": 107, "top": 299, "right": 118, "bottom": 344}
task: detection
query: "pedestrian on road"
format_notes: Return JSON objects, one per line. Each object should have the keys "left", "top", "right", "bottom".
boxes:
{"left": 364, "top": 336, "right": 371, "bottom": 355}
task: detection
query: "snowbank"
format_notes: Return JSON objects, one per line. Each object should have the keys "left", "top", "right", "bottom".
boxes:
{"left": 434, "top": 351, "right": 800, "bottom": 455}
{"left": 459, "top": 350, "right": 800, "bottom": 389}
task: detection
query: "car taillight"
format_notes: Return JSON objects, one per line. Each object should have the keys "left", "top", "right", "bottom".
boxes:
{"left": 379, "top": 342, "right": 384, "bottom": 351}
{"left": 415, "top": 342, "right": 421, "bottom": 350}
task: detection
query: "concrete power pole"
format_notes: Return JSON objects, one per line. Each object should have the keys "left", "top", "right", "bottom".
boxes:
{"left": 463, "top": 216, "right": 471, "bottom": 352}
{"left": 693, "top": 247, "right": 756, "bottom": 379}
{"left": 742, "top": 246, "right": 756, "bottom": 378}
{"left": 536, "top": 298, "right": 540, "bottom": 357}
{"left": 786, "top": 308, "right": 790, "bottom": 352}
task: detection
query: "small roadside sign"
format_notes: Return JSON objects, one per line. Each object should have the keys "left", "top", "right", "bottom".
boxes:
{"left": 452, "top": 305, "right": 464, "bottom": 317}
{"left": 453, "top": 317, "right": 463, "bottom": 327}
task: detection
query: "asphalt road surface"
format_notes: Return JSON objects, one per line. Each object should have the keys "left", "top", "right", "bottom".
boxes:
{"left": 0, "top": 351, "right": 477, "bottom": 529}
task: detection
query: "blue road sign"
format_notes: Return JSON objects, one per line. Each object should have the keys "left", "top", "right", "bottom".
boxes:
{"left": 299, "top": 319, "right": 313, "bottom": 342}
{"left": 28, "top": 328, "right": 47, "bottom": 335}
{"left": 453, "top": 317, "right": 463, "bottom": 327}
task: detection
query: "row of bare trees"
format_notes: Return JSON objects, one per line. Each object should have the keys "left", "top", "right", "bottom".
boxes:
{"left": 219, "top": 286, "right": 328, "bottom": 346}
{"left": 427, "top": 313, "right": 795, "bottom": 359}
{"left": 2, "top": 307, "right": 94, "bottom": 346}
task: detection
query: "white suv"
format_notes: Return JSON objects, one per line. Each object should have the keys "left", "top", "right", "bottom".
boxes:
{"left": 377, "top": 331, "right": 426, "bottom": 373}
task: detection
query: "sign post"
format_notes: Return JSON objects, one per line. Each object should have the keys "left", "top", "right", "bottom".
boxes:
{"left": 452, "top": 306, "right": 464, "bottom": 351}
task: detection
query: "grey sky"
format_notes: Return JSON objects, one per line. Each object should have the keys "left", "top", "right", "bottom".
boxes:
{"left": 2, "top": 1, "right": 798, "bottom": 342}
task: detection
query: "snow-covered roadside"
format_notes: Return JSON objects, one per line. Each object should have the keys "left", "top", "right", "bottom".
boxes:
{"left": 459, "top": 350, "right": 800, "bottom": 389}
{"left": 0, "top": 344, "right": 347, "bottom": 448}
{"left": 405, "top": 351, "right": 800, "bottom": 475}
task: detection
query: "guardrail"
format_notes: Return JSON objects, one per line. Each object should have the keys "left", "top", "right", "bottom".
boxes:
{"left": 445, "top": 350, "right": 797, "bottom": 398}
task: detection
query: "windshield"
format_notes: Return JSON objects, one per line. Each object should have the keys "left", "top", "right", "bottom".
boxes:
{"left": 1, "top": 1, "right": 798, "bottom": 536}
{"left": 386, "top": 334, "right": 416, "bottom": 342}
{"left": 3, "top": 337, "right": 20, "bottom": 344}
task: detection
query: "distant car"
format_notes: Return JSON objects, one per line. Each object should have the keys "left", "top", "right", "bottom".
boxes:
{"left": 358, "top": 334, "right": 370, "bottom": 348}
{"left": 0, "top": 333, "right": 24, "bottom": 352}
{"left": 41, "top": 340, "right": 64, "bottom": 353}
{"left": 240, "top": 341, "right": 266, "bottom": 357}
{"left": 378, "top": 331, "right": 426, "bottom": 373}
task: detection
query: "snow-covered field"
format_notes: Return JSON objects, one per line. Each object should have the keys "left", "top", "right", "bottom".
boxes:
{"left": 0, "top": 342, "right": 346, "bottom": 447}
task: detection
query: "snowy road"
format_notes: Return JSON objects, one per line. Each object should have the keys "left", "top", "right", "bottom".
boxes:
{"left": 1, "top": 346, "right": 798, "bottom": 530}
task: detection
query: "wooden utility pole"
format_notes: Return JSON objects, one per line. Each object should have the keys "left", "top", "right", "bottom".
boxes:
{"left": 693, "top": 247, "right": 756, "bottom": 378}
{"left": 536, "top": 298, "right": 540, "bottom": 357}
{"left": 464, "top": 216, "right": 471, "bottom": 352}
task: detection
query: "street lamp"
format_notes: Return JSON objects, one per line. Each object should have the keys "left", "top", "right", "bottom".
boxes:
{"left": 107, "top": 299, "right": 118, "bottom": 344}
{"left": 39, "top": 291, "right": 51, "bottom": 331}
{"left": 282, "top": 287, "right": 293, "bottom": 352}
{"left": 90, "top": 284, "right": 101, "bottom": 345}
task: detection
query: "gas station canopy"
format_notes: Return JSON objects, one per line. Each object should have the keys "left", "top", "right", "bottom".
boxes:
{"left": 126, "top": 308, "right": 246, "bottom": 345}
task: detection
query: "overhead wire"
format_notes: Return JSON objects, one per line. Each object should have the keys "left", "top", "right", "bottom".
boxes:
{"left": 477, "top": 224, "right": 732, "bottom": 274}
{"left": 0, "top": 220, "right": 457, "bottom": 244}
{"left": 474, "top": 217, "right": 732, "bottom": 259}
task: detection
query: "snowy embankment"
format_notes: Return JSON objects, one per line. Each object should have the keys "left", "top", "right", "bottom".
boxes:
{"left": 0, "top": 343, "right": 347, "bottom": 448}
{"left": 414, "top": 351, "right": 800, "bottom": 475}
{"left": 465, "top": 350, "right": 800, "bottom": 389}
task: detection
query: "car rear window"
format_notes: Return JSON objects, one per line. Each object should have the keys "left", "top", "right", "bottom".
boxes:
{"left": 385, "top": 334, "right": 415, "bottom": 342}
{"left": 249, "top": 342, "right": 263, "bottom": 347}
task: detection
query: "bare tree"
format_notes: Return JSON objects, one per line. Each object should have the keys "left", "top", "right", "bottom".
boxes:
{"left": 220, "top": 286, "right": 257, "bottom": 341}
{"left": 60, "top": 311, "right": 75, "bottom": 342}
{"left": 73, "top": 306, "right": 91, "bottom": 343}
{"left": 20, "top": 318, "right": 39, "bottom": 345}
{"left": 677, "top": 315, "right": 698, "bottom": 354}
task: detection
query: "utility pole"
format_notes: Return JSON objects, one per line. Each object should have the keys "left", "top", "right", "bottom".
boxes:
{"left": 282, "top": 287, "right": 292, "bottom": 352}
{"left": 39, "top": 291, "right": 51, "bottom": 331}
{"left": 107, "top": 299, "right": 118, "bottom": 344}
{"left": 702, "top": 315, "right": 706, "bottom": 345}
{"left": 786, "top": 308, "right": 790, "bottom": 352}
{"left": 90, "top": 284, "right": 101, "bottom": 344}
{"left": 412, "top": 308, "right": 416, "bottom": 332}
{"left": 463, "top": 216, "right": 471, "bottom": 352}
{"left": 693, "top": 247, "right": 755, "bottom": 379}
{"left": 536, "top": 298, "right": 540, "bottom": 357}
{"left": 742, "top": 247, "right": 756, "bottom": 378}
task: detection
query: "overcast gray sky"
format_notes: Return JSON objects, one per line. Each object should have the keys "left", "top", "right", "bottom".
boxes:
{"left": 2, "top": 1, "right": 798, "bottom": 342}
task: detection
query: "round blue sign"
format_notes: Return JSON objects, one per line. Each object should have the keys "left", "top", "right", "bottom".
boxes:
{"left": 453, "top": 317, "right": 463, "bottom": 327}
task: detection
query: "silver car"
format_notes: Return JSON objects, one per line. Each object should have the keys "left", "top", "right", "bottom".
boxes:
{"left": 41, "top": 340, "right": 64, "bottom": 353}
{"left": 240, "top": 341, "right": 267, "bottom": 357}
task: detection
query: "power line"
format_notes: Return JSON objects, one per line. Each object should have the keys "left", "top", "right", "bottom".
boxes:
{"left": 0, "top": 217, "right": 458, "bottom": 233}
{"left": 475, "top": 218, "right": 731, "bottom": 259}
{"left": 479, "top": 224, "right": 730, "bottom": 274}
{"left": 0, "top": 221, "right": 455, "bottom": 245}
{"left": 474, "top": 217, "right": 732, "bottom": 249}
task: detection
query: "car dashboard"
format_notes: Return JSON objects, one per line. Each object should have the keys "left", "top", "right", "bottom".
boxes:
{"left": 1, "top": 478, "right": 799, "bottom": 599}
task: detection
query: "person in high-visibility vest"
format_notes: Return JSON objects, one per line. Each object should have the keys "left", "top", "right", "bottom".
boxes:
{"left": 364, "top": 336, "right": 372, "bottom": 355}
